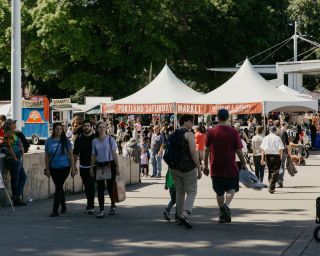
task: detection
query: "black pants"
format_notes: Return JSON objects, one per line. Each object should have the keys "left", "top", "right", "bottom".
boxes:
{"left": 50, "top": 166, "right": 70, "bottom": 213}
{"left": 97, "top": 167, "right": 116, "bottom": 211}
{"left": 117, "top": 141, "right": 123, "bottom": 155}
{"left": 266, "top": 154, "right": 281, "bottom": 191}
{"left": 253, "top": 155, "right": 265, "bottom": 182}
{"left": 80, "top": 167, "right": 96, "bottom": 209}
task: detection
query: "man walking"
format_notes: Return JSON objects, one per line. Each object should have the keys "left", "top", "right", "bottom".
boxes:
{"left": 203, "top": 109, "right": 246, "bottom": 223}
{"left": 168, "top": 114, "right": 202, "bottom": 228}
{"left": 275, "top": 121, "right": 289, "bottom": 188}
{"left": 260, "top": 125, "right": 284, "bottom": 194}
{"left": 73, "top": 119, "right": 96, "bottom": 214}
{"left": 151, "top": 125, "right": 164, "bottom": 178}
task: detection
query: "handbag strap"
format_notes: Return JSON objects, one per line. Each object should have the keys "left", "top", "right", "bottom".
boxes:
{"left": 49, "top": 140, "right": 61, "bottom": 168}
{"left": 109, "top": 136, "right": 113, "bottom": 161}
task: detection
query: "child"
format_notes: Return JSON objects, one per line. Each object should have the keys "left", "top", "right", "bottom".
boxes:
{"left": 140, "top": 147, "right": 149, "bottom": 177}
{"left": 163, "top": 169, "right": 178, "bottom": 222}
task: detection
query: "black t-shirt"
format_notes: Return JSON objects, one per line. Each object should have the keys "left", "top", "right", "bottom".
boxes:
{"left": 73, "top": 133, "right": 95, "bottom": 167}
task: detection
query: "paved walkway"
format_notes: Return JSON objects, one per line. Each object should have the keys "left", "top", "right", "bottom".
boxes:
{"left": 1, "top": 153, "right": 320, "bottom": 256}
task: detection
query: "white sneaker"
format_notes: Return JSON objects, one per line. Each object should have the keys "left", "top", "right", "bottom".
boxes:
{"left": 96, "top": 211, "right": 105, "bottom": 218}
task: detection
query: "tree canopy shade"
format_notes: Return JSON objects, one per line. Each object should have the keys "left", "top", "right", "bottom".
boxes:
{"left": 1, "top": 0, "right": 319, "bottom": 101}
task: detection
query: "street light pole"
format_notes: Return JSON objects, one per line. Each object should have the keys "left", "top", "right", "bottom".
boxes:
{"left": 11, "top": 0, "right": 22, "bottom": 129}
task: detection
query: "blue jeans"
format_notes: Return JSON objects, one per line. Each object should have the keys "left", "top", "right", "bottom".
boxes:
{"left": 6, "top": 158, "right": 27, "bottom": 199}
{"left": 165, "top": 187, "right": 177, "bottom": 213}
{"left": 151, "top": 152, "right": 162, "bottom": 176}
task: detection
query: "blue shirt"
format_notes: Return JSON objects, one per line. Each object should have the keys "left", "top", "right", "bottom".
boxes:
{"left": 45, "top": 137, "right": 72, "bottom": 169}
{"left": 92, "top": 136, "right": 117, "bottom": 163}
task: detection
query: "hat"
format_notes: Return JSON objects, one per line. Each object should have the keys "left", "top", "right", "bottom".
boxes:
{"left": 3, "top": 118, "right": 16, "bottom": 129}
{"left": 217, "top": 108, "right": 229, "bottom": 121}
{"left": 269, "top": 125, "right": 277, "bottom": 133}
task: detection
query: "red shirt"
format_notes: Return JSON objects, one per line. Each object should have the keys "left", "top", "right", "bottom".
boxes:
{"left": 0, "top": 127, "right": 4, "bottom": 144}
{"left": 206, "top": 125, "right": 242, "bottom": 178}
{"left": 195, "top": 132, "right": 206, "bottom": 151}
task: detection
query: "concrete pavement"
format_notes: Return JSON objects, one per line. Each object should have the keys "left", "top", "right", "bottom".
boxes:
{"left": 1, "top": 153, "right": 320, "bottom": 255}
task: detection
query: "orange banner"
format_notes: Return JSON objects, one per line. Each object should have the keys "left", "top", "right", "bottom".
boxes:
{"left": 176, "top": 104, "right": 208, "bottom": 114}
{"left": 101, "top": 103, "right": 174, "bottom": 114}
{"left": 207, "top": 102, "right": 262, "bottom": 115}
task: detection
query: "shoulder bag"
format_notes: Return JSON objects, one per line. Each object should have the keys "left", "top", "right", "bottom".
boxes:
{"left": 96, "top": 136, "right": 113, "bottom": 181}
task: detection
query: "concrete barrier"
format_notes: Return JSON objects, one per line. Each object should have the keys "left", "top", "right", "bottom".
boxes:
{"left": 0, "top": 152, "right": 140, "bottom": 206}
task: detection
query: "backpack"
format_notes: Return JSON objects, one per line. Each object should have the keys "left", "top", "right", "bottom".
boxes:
{"left": 163, "top": 129, "right": 187, "bottom": 170}
{"left": 15, "top": 130, "right": 30, "bottom": 153}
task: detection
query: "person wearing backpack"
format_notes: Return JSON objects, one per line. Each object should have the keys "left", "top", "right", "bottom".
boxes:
{"left": 164, "top": 114, "right": 201, "bottom": 228}
{"left": 3, "top": 119, "right": 27, "bottom": 206}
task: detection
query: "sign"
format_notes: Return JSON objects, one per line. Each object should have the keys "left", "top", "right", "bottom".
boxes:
{"left": 25, "top": 110, "right": 46, "bottom": 124}
{"left": 101, "top": 103, "right": 174, "bottom": 114}
{"left": 52, "top": 98, "right": 71, "bottom": 106}
{"left": 176, "top": 104, "right": 207, "bottom": 114}
{"left": 22, "top": 99, "right": 44, "bottom": 108}
{"left": 207, "top": 102, "right": 263, "bottom": 114}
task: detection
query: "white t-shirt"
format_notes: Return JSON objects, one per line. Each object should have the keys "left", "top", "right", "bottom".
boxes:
{"left": 260, "top": 133, "right": 284, "bottom": 155}
{"left": 140, "top": 152, "right": 148, "bottom": 165}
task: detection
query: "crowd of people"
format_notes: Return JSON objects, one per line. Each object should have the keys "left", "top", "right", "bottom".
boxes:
{"left": 0, "top": 110, "right": 318, "bottom": 228}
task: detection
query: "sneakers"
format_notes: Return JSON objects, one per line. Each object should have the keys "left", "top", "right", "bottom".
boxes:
{"left": 219, "top": 205, "right": 231, "bottom": 223}
{"left": 50, "top": 211, "right": 59, "bottom": 217}
{"left": 278, "top": 183, "right": 283, "bottom": 188}
{"left": 163, "top": 210, "right": 170, "bottom": 221}
{"left": 13, "top": 198, "right": 27, "bottom": 206}
{"left": 179, "top": 216, "right": 193, "bottom": 229}
{"left": 269, "top": 189, "right": 275, "bottom": 194}
{"left": 96, "top": 211, "right": 105, "bottom": 218}
{"left": 87, "top": 208, "right": 95, "bottom": 215}
{"left": 108, "top": 205, "right": 116, "bottom": 215}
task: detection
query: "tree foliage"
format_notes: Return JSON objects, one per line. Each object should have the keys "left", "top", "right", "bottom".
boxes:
{"left": 1, "top": 0, "right": 319, "bottom": 100}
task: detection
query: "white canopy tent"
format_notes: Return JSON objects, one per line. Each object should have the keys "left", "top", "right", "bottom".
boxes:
{"left": 183, "top": 59, "right": 318, "bottom": 114}
{"left": 102, "top": 64, "right": 202, "bottom": 114}
{"left": 0, "top": 104, "right": 11, "bottom": 117}
{"left": 276, "top": 84, "right": 312, "bottom": 99}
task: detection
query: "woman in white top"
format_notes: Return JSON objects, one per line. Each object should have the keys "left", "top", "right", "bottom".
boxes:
{"left": 251, "top": 126, "right": 265, "bottom": 182}
{"left": 90, "top": 120, "right": 119, "bottom": 218}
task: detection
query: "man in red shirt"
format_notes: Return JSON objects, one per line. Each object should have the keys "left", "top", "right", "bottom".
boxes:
{"left": 203, "top": 109, "right": 246, "bottom": 223}
{"left": 0, "top": 115, "right": 6, "bottom": 145}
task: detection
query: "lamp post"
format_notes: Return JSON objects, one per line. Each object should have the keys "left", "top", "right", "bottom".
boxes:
{"left": 11, "top": 0, "right": 22, "bottom": 129}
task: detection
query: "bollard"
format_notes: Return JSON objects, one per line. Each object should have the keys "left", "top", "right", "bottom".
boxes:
{"left": 313, "top": 197, "right": 320, "bottom": 242}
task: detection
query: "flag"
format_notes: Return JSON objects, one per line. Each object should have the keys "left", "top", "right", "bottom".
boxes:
{"left": 0, "top": 172, "right": 4, "bottom": 189}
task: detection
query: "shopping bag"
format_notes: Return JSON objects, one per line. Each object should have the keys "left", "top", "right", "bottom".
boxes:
{"left": 286, "top": 155, "right": 298, "bottom": 177}
{"left": 112, "top": 177, "right": 126, "bottom": 203}
{"left": 239, "top": 168, "right": 266, "bottom": 190}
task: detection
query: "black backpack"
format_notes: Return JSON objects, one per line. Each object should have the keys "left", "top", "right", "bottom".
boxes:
{"left": 15, "top": 130, "right": 30, "bottom": 153}
{"left": 163, "top": 129, "right": 187, "bottom": 170}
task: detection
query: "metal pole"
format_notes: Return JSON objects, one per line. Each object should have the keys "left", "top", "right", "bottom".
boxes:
{"left": 293, "top": 21, "right": 298, "bottom": 62}
{"left": 11, "top": 0, "right": 22, "bottom": 129}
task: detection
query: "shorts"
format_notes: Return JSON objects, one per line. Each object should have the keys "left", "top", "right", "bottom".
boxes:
{"left": 211, "top": 176, "right": 239, "bottom": 197}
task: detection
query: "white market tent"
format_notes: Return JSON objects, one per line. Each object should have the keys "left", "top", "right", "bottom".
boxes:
{"left": 276, "top": 84, "right": 312, "bottom": 99}
{"left": 184, "top": 59, "right": 318, "bottom": 114}
{"left": 0, "top": 104, "right": 11, "bottom": 117}
{"left": 112, "top": 64, "right": 202, "bottom": 104}
{"left": 102, "top": 64, "right": 203, "bottom": 114}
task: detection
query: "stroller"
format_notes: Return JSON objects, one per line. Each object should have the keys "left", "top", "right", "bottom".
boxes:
{"left": 314, "top": 197, "right": 320, "bottom": 242}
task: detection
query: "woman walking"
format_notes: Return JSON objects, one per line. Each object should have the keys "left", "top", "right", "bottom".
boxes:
{"left": 90, "top": 121, "right": 120, "bottom": 218}
{"left": 45, "top": 122, "right": 76, "bottom": 217}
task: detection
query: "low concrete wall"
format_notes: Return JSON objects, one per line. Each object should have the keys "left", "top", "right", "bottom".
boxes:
{"left": 0, "top": 152, "right": 139, "bottom": 206}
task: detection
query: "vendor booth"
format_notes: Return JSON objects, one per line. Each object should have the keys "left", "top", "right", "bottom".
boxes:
{"left": 178, "top": 59, "right": 318, "bottom": 115}
{"left": 101, "top": 64, "right": 202, "bottom": 115}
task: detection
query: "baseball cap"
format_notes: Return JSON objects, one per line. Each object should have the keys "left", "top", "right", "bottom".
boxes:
{"left": 3, "top": 118, "right": 17, "bottom": 130}
{"left": 217, "top": 108, "right": 229, "bottom": 121}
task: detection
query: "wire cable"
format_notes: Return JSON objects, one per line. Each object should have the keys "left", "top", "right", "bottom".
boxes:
{"left": 236, "top": 37, "right": 292, "bottom": 65}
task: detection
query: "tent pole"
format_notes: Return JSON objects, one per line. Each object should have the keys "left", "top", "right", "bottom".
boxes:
{"left": 173, "top": 103, "right": 178, "bottom": 131}
{"left": 263, "top": 102, "right": 267, "bottom": 135}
